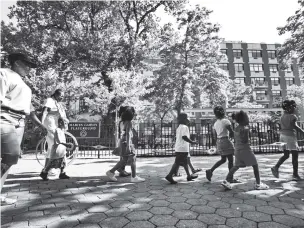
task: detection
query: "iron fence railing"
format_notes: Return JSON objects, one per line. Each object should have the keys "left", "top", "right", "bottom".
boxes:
{"left": 63, "top": 121, "right": 304, "bottom": 158}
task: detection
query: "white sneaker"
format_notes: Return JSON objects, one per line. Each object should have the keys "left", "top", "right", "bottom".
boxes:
{"left": 221, "top": 180, "right": 232, "bottom": 190}
{"left": 48, "top": 169, "right": 58, "bottom": 176}
{"left": 255, "top": 182, "right": 269, "bottom": 190}
{"left": 131, "top": 176, "right": 145, "bottom": 183}
{"left": 106, "top": 171, "right": 117, "bottom": 182}
{"left": 1, "top": 196, "right": 17, "bottom": 205}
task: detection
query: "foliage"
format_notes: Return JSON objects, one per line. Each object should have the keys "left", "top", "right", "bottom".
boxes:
{"left": 286, "top": 84, "right": 304, "bottom": 118}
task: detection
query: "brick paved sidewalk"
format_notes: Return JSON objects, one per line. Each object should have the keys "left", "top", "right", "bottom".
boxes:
{"left": 1, "top": 154, "right": 304, "bottom": 228}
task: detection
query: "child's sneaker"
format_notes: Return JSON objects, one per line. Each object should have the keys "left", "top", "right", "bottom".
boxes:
{"left": 187, "top": 174, "right": 198, "bottom": 181}
{"left": 255, "top": 182, "right": 269, "bottom": 190}
{"left": 232, "top": 178, "right": 242, "bottom": 183}
{"left": 165, "top": 175, "right": 177, "bottom": 184}
{"left": 221, "top": 180, "right": 232, "bottom": 190}
{"left": 39, "top": 171, "right": 49, "bottom": 181}
{"left": 131, "top": 176, "right": 145, "bottom": 183}
{"left": 106, "top": 171, "right": 117, "bottom": 182}
{"left": 1, "top": 196, "right": 17, "bottom": 205}
{"left": 292, "top": 174, "right": 301, "bottom": 181}
{"left": 206, "top": 169, "right": 212, "bottom": 181}
{"left": 271, "top": 167, "right": 279, "bottom": 178}
{"left": 59, "top": 173, "right": 70, "bottom": 179}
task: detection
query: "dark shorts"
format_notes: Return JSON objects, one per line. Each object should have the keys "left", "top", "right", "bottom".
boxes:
{"left": 1, "top": 122, "right": 24, "bottom": 166}
{"left": 175, "top": 152, "right": 188, "bottom": 166}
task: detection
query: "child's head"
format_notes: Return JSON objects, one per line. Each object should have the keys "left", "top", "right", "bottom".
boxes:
{"left": 213, "top": 106, "right": 225, "bottom": 119}
{"left": 121, "top": 107, "right": 135, "bottom": 121}
{"left": 178, "top": 113, "right": 189, "bottom": 125}
{"left": 282, "top": 99, "right": 297, "bottom": 114}
{"left": 231, "top": 110, "right": 249, "bottom": 126}
{"left": 58, "top": 118, "right": 65, "bottom": 128}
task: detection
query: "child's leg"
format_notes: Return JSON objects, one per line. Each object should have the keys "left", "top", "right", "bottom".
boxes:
{"left": 252, "top": 164, "right": 260, "bottom": 185}
{"left": 274, "top": 150, "right": 290, "bottom": 169}
{"left": 291, "top": 150, "right": 299, "bottom": 176}
{"left": 109, "top": 157, "right": 128, "bottom": 173}
{"left": 187, "top": 157, "right": 195, "bottom": 172}
{"left": 210, "top": 156, "right": 227, "bottom": 172}
{"left": 167, "top": 163, "right": 179, "bottom": 177}
{"left": 226, "top": 166, "right": 239, "bottom": 182}
{"left": 130, "top": 159, "right": 136, "bottom": 178}
{"left": 227, "top": 154, "right": 234, "bottom": 170}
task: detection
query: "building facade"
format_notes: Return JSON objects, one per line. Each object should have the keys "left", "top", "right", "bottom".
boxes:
{"left": 219, "top": 41, "right": 302, "bottom": 108}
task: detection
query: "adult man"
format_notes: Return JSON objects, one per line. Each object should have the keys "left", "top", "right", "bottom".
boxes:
{"left": 1, "top": 53, "right": 47, "bottom": 205}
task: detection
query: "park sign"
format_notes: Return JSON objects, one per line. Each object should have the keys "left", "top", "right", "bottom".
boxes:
{"left": 68, "top": 122, "right": 100, "bottom": 138}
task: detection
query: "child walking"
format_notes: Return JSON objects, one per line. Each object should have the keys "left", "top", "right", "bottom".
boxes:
{"left": 165, "top": 113, "right": 198, "bottom": 184}
{"left": 39, "top": 118, "right": 70, "bottom": 181}
{"left": 206, "top": 106, "right": 240, "bottom": 183}
{"left": 221, "top": 110, "right": 269, "bottom": 190}
{"left": 106, "top": 108, "right": 145, "bottom": 183}
{"left": 271, "top": 100, "right": 304, "bottom": 180}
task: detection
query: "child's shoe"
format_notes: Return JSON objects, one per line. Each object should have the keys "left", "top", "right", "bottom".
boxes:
{"left": 59, "top": 172, "right": 70, "bottom": 179}
{"left": 206, "top": 169, "right": 212, "bottom": 181}
{"left": 192, "top": 168, "right": 202, "bottom": 174}
{"left": 221, "top": 180, "right": 232, "bottom": 190}
{"left": 165, "top": 175, "right": 177, "bottom": 184}
{"left": 187, "top": 174, "right": 198, "bottom": 181}
{"left": 106, "top": 170, "right": 117, "bottom": 182}
{"left": 292, "top": 174, "right": 301, "bottom": 181}
{"left": 232, "top": 178, "right": 242, "bottom": 183}
{"left": 255, "top": 182, "right": 269, "bottom": 190}
{"left": 271, "top": 167, "right": 279, "bottom": 178}
{"left": 0, "top": 196, "right": 17, "bottom": 205}
{"left": 39, "top": 171, "right": 49, "bottom": 181}
{"left": 131, "top": 176, "right": 145, "bottom": 183}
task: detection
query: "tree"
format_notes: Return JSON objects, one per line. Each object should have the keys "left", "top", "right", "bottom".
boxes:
{"left": 286, "top": 84, "right": 304, "bottom": 120}
{"left": 147, "top": 5, "right": 229, "bottom": 115}
{"left": 227, "top": 80, "right": 254, "bottom": 108}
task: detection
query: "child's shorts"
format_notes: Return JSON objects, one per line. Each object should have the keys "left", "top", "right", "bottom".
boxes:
{"left": 280, "top": 135, "right": 298, "bottom": 151}
{"left": 216, "top": 137, "right": 234, "bottom": 156}
{"left": 175, "top": 152, "right": 188, "bottom": 166}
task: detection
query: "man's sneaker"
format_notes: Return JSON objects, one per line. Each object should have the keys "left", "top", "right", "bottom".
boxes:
{"left": 39, "top": 171, "right": 49, "bottom": 181}
{"left": 165, "top": 175, "right": 177, "bottom": 184}
{"left": 206, "top": 169, "right": 212, "bottom": 181}
{"left": 48, "top": 168, "right": 58, "bottom": 176}
{"left": 192, "top": 168, "right": 202, "bottom": 174}
{"left": 271, "top": 167, "right": 279, "bottom": 178}
{"left": 232, "top": 178, "right": 242, "bottom": 183}
{"left": 221, "top": 180, "right": 232, "bottom": 190}
{"left": 187, "top": 174, "right": 198, "bottom": 181}
{"left": 1, "top": 196, "right": 17, "bottom": 205}
{"left": 119, "top": 171, "right": 131, "bottom": 177}
{"left": 59, "top": 173, "right": 70, "bottom": 179}
{"left": 106, "top": 171, "right": 117, "bottom": 182}
{"left": 255, "top": 182, "right": 269, "bottom": 190}
{"left": 293, "top": 174, "right": 301, "bottom": 181}
{"left": 131, "top": 176, "right": 145, "bottom": 183}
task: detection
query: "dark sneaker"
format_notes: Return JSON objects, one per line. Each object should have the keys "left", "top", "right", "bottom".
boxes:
{"left": 119, "top": 171, "right": 131, "bottom": 177}
{"left": 172, "top": 173, "right": 182, "bottom": 177}
{"left": 39, "top": 171, "right": 49, "bottom": 181}
{"left": 232, "top": 178, "right": 242, "bottom": 183}
{"left": 206, "top": 169, "right": 212, "bottom": 181}
{"left": 165, "top": 175, "right": 177, "bottom": 184}
{"left": 192, "top": 168, "right": 202, "bottom": 174}
{"left": 293, "top": 174, "right": 301, "bottom": 181}
{"left": 271, "top": 167, "right": 279, "bottom": 178}
{"left": 59, "top": 173, "right": 70, "bottom": 179}
{"left": 187, "top": 174, "right": 198, "bottom": 181}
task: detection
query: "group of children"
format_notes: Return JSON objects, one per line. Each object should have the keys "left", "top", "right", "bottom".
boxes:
{"left": 166, "top": 99, "right": 304, "bottom": 190}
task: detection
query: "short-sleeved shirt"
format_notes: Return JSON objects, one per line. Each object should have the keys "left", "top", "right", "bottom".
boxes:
{"left": 280, "top": 113, "right": 297, "bottom": 137}
{"left": 43, "top": 97, "right": 66, "bottom": 118}
{"left": 0, "top": 68, "right": 32, "bottom": 115}
{"left": 213, "top": 119, "right": 231, "bottom": 138}
{"left": 175, "top": 124, "right": 190, "bottom": 152}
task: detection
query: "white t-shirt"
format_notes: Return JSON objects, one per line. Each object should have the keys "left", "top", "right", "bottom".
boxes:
{"left": 0, "top": 68, "right": 32, "bottom": 115}
{"left": 175, "top": 124, "right": 190, "bottom": 152}
{"left": 213, "top": 119, "right": 231, "bottom": 138}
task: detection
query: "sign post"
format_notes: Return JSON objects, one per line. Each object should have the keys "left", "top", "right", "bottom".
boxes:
{"left": 68, "top": 122, "right": 100, "bottom": 138}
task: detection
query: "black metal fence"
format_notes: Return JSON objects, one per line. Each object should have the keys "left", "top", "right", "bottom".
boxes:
{"left": 71, "top": 121, "right": 304, "bottom": 158}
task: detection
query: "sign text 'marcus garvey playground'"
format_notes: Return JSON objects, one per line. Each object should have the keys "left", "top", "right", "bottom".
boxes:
{"left": 68, "top": 122, "right": 100, "bottom": 138}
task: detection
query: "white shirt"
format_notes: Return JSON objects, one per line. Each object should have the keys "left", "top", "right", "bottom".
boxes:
{"left": 0, "top": 68, "right": 32, "bottom": 115}
{"left": 175, "top": 124, "right": 190, "bottom": 152}
{"left": 213, "top": 119, "right": 231, "bottom": 138}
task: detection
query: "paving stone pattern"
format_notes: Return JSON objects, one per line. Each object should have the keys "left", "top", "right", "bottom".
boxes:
{"left": 1, "top": 154, "right": 304, "bottom": 227}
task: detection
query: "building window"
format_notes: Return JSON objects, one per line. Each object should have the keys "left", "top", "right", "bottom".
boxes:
{"left": 250, "top": 64, "right": 263, "bottom": 72}
{"left": 234, "top": 63, "right": 244, "bottom": 72}
{"left": 284, "top": 65, "right": 292, "bottom": 72}
{"left": 272, "top": 91, "right": 281, "bottom": 96}
{"left": 220, "top": 49, "right": 227, "bottom": 55}
{"left": 285, "top": 78, "right": 295, "bottom": 86}
{"left": 219, "top": 63, "right": 229, "bottom": 70}
{"left": 268, "top": 50, "right": 276, "bottom": 59}
{"left": 251, "top": 77, "right": 265, "bottom": 86}
{"left": 79, "top": 97, "right": 88, "bottom": 113}
{"left": 248, "top": 50, "right": 262, "bottom": 58}
{"left": 271, "top": 78, "right": 280, "bottom": 86}
{"left": 235, "top": 77, "right": 245, "bottom": 84}
{"left": 269, "top": 64, "right": 278, "bottom": 72}
{"left": 256, "top": 91, "right": 268, "bottom": 100}
{"left": 233, "top": 49, "right": 242, "bottom": 58}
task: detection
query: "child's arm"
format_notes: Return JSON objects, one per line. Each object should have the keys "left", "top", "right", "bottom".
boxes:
{"left": 239, "top": 127, "right": 249, "bottom": 144}
{"left": 181, "top": 126, "right": 197, "bottom": 144}
{"left": 55, "top": 130, "right": 70, "bottom": 147}
{"left": 212, "top": 129, "right": 217, "bottom": 146}
{"left": 226, "top": 125, "right": 234, "bottom": 139}
{"left": 291, "top": 118, "right": 304, "bottom": 136}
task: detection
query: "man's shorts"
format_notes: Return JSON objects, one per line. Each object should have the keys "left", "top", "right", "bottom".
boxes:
{"left": 175, "top": 152, "right": 188, "bottom": 166}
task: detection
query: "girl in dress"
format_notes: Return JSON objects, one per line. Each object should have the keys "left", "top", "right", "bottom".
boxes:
{"left": 39, "top": 118, "right": 70, "bottom": 180}
{"left": 221, "top": 110, "right": 269, "bottom": 190}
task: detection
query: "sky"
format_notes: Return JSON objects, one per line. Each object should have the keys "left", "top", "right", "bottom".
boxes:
{"left": 0, "top": 0, "right": 300, "bottom": 44}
